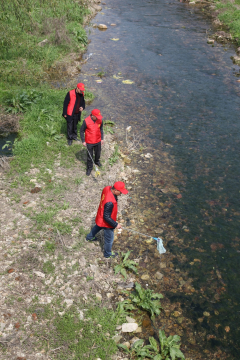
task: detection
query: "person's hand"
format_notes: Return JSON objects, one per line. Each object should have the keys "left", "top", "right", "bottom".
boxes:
{"left": 64, "top": 115, "right": 67, "bottom": 118}
{"left": 79, "top": 107, "right": 83, "bottom": 112}
{"left": 83, "top": 142, "right": 86, "bottom": 147}
{"left": 101, "top": 140, "right": 104, "bottom": 145}
{"left": 116, "top": 223, "right": 122, "bottom": 229}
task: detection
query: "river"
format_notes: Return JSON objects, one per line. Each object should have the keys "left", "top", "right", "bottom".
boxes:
{"left": 78, "top": 0, "right": 240, "bottom": 358}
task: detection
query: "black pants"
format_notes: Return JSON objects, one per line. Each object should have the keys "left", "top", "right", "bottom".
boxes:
{"left": 67, "top": 113, "right": 81, "bottom": 140}
{"left": 87, "top": 142, "right": 101, "bottom": 170}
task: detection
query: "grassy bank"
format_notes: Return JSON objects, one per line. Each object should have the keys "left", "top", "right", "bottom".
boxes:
{"left": 213, "top": 0, "right": 240, "bottom": 44}
{"left": 0, "top": 0, "right": 89, "bottom": 86}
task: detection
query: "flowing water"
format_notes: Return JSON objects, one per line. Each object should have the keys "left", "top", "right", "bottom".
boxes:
{"left": 76, "top": 0, "right": 240, "bottom": 357}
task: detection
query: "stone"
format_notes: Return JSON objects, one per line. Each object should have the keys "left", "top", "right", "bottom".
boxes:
{"left": 155, "top": 271, "right": 163, "bottom": 280}
{"left": 141, "top": 274, "right": 150, "bottom": 280}
{"left": 33, "top": 271, "right": 45, "bottom": 278}
{"left": 130, "top": 336, "right": 140, "bottom": 344}
{"left": 107, "top": 293, "right": 113, "bottom": 298}
{"left": 160, "top": 262, "right": 166, "bottom": 268}
{"left": 122, "top": 341, "right": 130, "bottom": 349}
{"left": 237, "top": 47, "right": 240, "bottom": 56}
{"left": 79, "top": 310, "right": 84, "bottom": 320}
{"left": 173, "top": 311, "right": 181, "bottom": 317}
{"left": 122, "top": 323, "right": 138, "bottom": 332}
{"left": 126, "top": 316, "right": 136, "bottom": 323}
{"left": 203, "top": 311, "right": 210, "bottom": 317}
{"left": 207, "top": 39, "right": 215, "bottom": 44}
{"left": 232, "top": 56, "right": 240, "bottom": 65}
{"left": 111, "top": 23, "right": 116, "bottom": 26}
{"left": 135, "top": 326, "right": 142, "bottom": 333}
{"left": 98, "top": 24, "right": 108, "bottom": 29}
{"left": 112, "top": 334, "right": 122, "bottom": 343}
{"left": 96, "top": 293, "right": 102, "bottom": 301}
{"left": 38, "top": 39, "right": 49, "bottom": 47}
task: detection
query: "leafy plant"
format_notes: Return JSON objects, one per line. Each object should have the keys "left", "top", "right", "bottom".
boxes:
{"left": 113, "top": 299, "right": 136, "bottom": 322}
{"left": 109, "top": 145, "right": 120, "bottom": 166}
{"left": 119, "top": 330, "right": 185, "bottom": 360}
{"left": 73, "top": 28, "right": 88, "bottom": 46}
{"left": 5, "top": 90, "right": 42, "bottom": 113}
{"left": 2, "top": 140, "right": 12, "bottom": 150}
{"left": 130, "top": 282, "right": 163, "bottom": 318}
{"left": 158, "top": 330, "right": 185, "bottom": 360}
{"left": 114, "top": 251, "right": 138, "bottom": 279}
{"left": 103, "top": 119, "right": 115, "bottom": 134}
{"left": 103, "top": 120, "right": 115, "bottom": 126}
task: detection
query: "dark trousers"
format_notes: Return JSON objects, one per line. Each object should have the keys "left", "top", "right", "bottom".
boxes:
{"left": 67, "top": 113, "right": 81, "bottom": 140}
{"left": 87, "top": 142, "right": 101, "bottom": 170}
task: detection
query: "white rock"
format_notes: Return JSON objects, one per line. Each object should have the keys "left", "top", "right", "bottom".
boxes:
{"left": 126, "top": 316, "right": 136, "bottom": 323}
{"left": 33, "top": 271, "right": 45, "bottom": 278}
{"left": 145, "top": 153, "right": 152, "bottom": 158}
{"left": 30, "top": 178, "right": 37, "bottom": 183}
{"left": 122, "top": 323, "right": 138, "bottom": 332}
{"left": 207, "top": 39, "right": 215, "bottom": 44}
{"left": 79, "top": 310, "right": 84, "bottom": 320}
{"left": 96, "top": 293, "right": 102, "bottom": 301}
{"left": 65, "top": 299, "right": 73, "bottom": 308}
{"left": 38, "top": 39, "right": 49, "bottom": 47}
{"left": 155, "top": 271, "right": 163, "bottom": 280}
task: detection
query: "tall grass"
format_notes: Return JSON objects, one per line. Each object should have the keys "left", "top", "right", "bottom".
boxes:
{"left": 0, "top": 0, "right": 89, "bottom": 85}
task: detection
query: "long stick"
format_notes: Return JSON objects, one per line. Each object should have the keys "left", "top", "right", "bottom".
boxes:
{"left": 86, "top": 146, "right": 99, "bottom": 172}
{"left": 121, "top": 226, "right": 158, "bottom": 241}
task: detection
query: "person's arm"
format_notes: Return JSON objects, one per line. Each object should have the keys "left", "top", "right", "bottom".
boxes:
{"left": 103, "top": 202, "right": 118, "bottom": 228}
{"left": 81, "top": 95, "right": 85, "bottom": 110}
{"left": 80, "top": 120, "right": 87, "bottom": 143}
{"left": 62, "top": 92, "right": 70, "bottom": 117}
{"left": 100, "top": 121, "right": 104, "bottom": 140}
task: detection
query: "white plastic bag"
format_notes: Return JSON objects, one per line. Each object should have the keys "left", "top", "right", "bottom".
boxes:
{"left": 157, "top": 238, "right": 166, "bottom": 255}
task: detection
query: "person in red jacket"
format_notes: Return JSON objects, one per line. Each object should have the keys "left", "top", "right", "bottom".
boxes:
{"left": 86, "top": 182, "right": 128, "bottom": 258}
{"left": 62, "top": 83, "right": 85, "bottom": 146}
{"left": 80, "top": 109, "right": 104, "bottom": 176}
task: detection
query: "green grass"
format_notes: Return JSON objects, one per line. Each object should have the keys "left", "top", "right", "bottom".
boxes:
{"left": 51, "top": 307, "right": 119, "bottom": 359}
{"left": 215, "top": 2, "right": 240, "bottom": 44}
{"left": 0, "top": 0, "right": 89, "bottom": 86}
{"left": 43, "top": 260, "right": 55, "bottom": 274}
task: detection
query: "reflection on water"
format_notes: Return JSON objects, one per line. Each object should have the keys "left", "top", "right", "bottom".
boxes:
{"left": 0, "top": 133, "right": 17, "bottom": 156}
{"left": 77, "top": 0, "right": 240, "bottom": 357}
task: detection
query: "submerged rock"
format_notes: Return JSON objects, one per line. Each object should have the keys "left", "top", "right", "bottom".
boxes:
{"left": 98, "top": 24, "right": 108, "bottom": 30}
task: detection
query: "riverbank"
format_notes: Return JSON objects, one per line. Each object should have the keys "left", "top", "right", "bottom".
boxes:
{"left": 187, "top": 0, "right": 240, "bottom": 63}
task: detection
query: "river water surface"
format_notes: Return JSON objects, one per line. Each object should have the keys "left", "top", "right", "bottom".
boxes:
{"left": 77, "top": 0, "right": 240, "bottom": 358}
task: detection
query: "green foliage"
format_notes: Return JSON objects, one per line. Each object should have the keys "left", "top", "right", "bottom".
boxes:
{"left": 97, "top": 68, "right": 106, "bottom": 78}
{"left": 0, "top": 0, "right": 89, "bottom": 85}
{"left": 43, "top": 260, "right": 55, "bottom": 274}
{"left": 103, "top": 120, "right": 115, "bottom": 135}
{"left": 158, "top": 330, "right": 185, "bottom": 360}
{"left": 5, "top": 90, "right": 42, "bottom": 113}
{"left": 75, "top": 177, "right": 83, "bottom": 185}
{"left": 72, "top": 28, "right": 88, "bottom": 46}
{"left": 44, "top": 241, "right": 56, "bottom": 253}
{"left": 52, "top": 307, "right": 118, "bottom": 359}
{"left": 114, "top": 251, "right": 138, "bottom": 279}
{"left": 130, "top": 282, "right": 163, "bottom": 318}
{"left": 109, "top": 145, "right": 120, "bottom": 166}
{"left": 53, "top": 221, "right": 72, "bottom": 235}
{"left": 215, "top": 2, "right": 240, "bottom": 44}
{"left": 119, "top": 329, "right": 185, "bottom": 360}
{"left": 2, "top": 140, "right": 12, "bottom": 150}
{"left": 114, "top": 300, "right": 136, "bottom": 321}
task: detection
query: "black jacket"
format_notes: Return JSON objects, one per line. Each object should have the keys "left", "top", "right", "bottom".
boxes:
{"left": 103, "top": 193, "right": 118, "bottom": 228}
{"left": 62, "top": 90, "right": 85, "bottom": 121}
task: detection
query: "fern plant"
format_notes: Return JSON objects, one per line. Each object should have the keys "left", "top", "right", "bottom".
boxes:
{"left": 114, "top": 251, "right": 138, "bottom": 279}
{"left": 129, "top": 282, "right": 163, "bottom": 318}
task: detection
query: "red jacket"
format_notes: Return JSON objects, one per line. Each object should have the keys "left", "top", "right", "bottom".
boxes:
{"left": 85, "top": 115, "right": 102, "bottom": 144}
{"left": 96, "top": 186, "right": 118, "bottom": 228}
{"left": 67, "top": 89, "right": 78, "bottom": 116}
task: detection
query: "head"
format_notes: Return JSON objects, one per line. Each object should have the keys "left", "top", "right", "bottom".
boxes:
{"left": 76, "top": 83, "right": 85, "bottom": 94}
{"left": 112, "top": 181, "right": 129, "bottom": 196}
{"left": 91, "top": 109, "right": 103, "bottom": 121}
